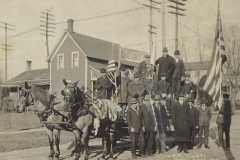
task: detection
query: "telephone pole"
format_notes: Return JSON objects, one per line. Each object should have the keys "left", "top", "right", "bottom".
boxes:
{"left": 40, "top": 9, "right": 55, "bottom": 69}
{"left": 162, "top": 0, "right": 166, "bottom": 49}
{"left": 168, "top": 0, "right": 187, "bottom": 50}
{"left": 0, "top": 22, "right": 15, "bottom": 82}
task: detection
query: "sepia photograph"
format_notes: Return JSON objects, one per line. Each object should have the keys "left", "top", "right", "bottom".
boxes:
{"left": 0, "top": 0, "right": 239, "bottom": 159}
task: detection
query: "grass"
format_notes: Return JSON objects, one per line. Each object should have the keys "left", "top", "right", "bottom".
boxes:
{"left": 0, "top": 111, "right": 42, "bottom": 132}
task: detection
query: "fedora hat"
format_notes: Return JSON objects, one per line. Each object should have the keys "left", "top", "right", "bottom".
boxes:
{"left": 174, "top": 50, "right": 180, "bottom": 55}
{"left": 186, "top": 98, "right": 194, "bottom": 103}
{"left": 119, "top": 65, "right": 126, "bottom": 71}
{"left": 144, "top": 95, "right": 150, "bottom": 101}
{"left": 222, "top": 91, "right": 230, "bottom": 99}
{"left": 162, "top": 47, "right": 168, "bottom": 52}
{"left": 129, "top": 98, "right": 137, "bottom": 104}
{"left": 153, "top": 95, "right": 161, "bottom": 100}
{"left": 201, "top": 97, "right": 207, "bottom": 104}
{"left": 144, "top": 54, "right": 150, "bottom": 58}
{"left": 178, "top": 92, "right": 185, "bottom": 98}
{"left": 100, "top": 68, "right": 106, "bottom": 73}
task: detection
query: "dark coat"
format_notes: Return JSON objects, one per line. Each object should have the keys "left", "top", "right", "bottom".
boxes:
{"left": 190, "top": 106, "right": 199, "bottom": 136}
{"left": 138, "top": 61, "right": 148, "bottom": 80}
{"left": 198, "top": 106, "right": 211, "bottom": 127}
{"left": 172, "top": 59, "right": 185, "bottom": 78}
{"left": 154, "top": 80, "right": 171, "bottom": 95}
{"left": 94, "top": 76, "right": 113, "bottom": 99}
{"left": 141, "top": 104, "right": 156, "bottom": 131}
{"left": 154, "top": 103, "right": 170, "bottom": 133}
{"left": 181, "top": 80, "right": 197, "bottom": 95}
{"left": 219, "top": 100, "right": 233, "bottom": 125}
{"left": 154, "top": 55, "right": 175, "bottom": 82}
{"left": 127, "top": 80, "right": 145, "bottom": 102}
{"left": 126, "top": 106, "right": 145, "bottom": 133}
{"left": 172, "top": 101, "right": 191, "bottom": 141}
{"left": 116, "top": 75, "right": 131, "bottom": 103}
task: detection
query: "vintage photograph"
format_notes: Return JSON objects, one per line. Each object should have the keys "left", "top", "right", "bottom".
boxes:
{"left": 0, "top": 0, "right": 239, "bottom": 159}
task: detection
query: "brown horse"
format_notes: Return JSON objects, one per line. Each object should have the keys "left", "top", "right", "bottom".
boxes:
{"left": 16, "top": 81, "right": 103, "bottom": 160}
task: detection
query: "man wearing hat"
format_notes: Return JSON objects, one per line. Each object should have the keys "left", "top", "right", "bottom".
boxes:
{"left": 217, "top": 92, "right": 233, "bottom": 148}
{"left": 141, "top": 95, "right": 156, "bottom": 157}
{"left": 186, "top": 98, "right": 199, "bottom": 149}
{"left": 126, "top": 98, "right": 145, "bottom": 159}
{"left": 154, "top": 47, "right": 175, "bottom": 85}
{"left": 172, "top": 50, "right": 185, "bottom": 97}
{"left": 127, "top": 72, "right": 145, "bottom": 107}
{"left": 153, "top": 95, "right": 171, "bottom": 153}
{"left": 116, "top": 65, "right": 131, "bottom": 119}
{"left": 197, "top": 97, "right": 211, "bottom": 149}
{"left": 138, "top": 54, "right": 151, "bottom": 81}
{"left": 172, "top": 93, "right": 192, "bottom": 153}
{"left": 94, "top": 68, "right": 113, "bottom": 100}
{"left": 181, "top": 73, "right": 197, "bottom": 100}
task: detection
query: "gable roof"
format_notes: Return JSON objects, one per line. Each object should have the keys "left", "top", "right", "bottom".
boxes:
{"left": 185, "top": 61, "right": 210, "bottom": 71}
{"left": 3, "top": 69, "right": 50, "bottom": 86}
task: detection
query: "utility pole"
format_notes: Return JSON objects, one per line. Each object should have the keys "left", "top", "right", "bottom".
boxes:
{"left": 40, "top": 9, "right": 55, "bottom": 69}
{"left": 0, "top": 22, "right": 15, "bottom": 82}
{"left": 168, "top": 0, "right": 187, "bottom": 50}
{"left": 162, "top": 0, "right": 166, "bottom": 49}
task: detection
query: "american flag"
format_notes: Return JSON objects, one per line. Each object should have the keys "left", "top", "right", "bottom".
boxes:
{"left": 202, "top": 1, "right": 227, "bottom": 108}
{"left": 107, "top": 43, "right": 116, "bottom": 86}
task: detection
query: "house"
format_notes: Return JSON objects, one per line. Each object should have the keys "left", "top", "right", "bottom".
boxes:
{"left": 0, "top": 61, "right": 49, "bottom": 103}
{"left": 46, "top": 19, "right": 147, "bottom": 99}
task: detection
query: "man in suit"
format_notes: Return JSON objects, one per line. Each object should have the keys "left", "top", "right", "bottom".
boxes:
{"left": 186, "top": 98, "right": 199, "bottom": 149}
{"left": 172, "top": 50, "right": 185, "bottom": 97}
{"left": 154, "top": 47, "right": 175, "bottom": 85}
{"left": 141, "top": 95, "right": 156, "bottom": 157}
{"left": 181, "top": 73, "right": 197, "bottom": 100}
{"left": 94, "top": 68, "right": 113, "bottom": 100}
{"left": 138, "top": 54, "right": 150, "bottom": 81}
{"left": 127, "top": 73, "right": 145, "bottom": 107}
{"left": 116, "top": 65, "right": 131, "bottom": 119}
{"left": 197, "top": 97, "right": 211, "bottom": 149}
{"left": 126, "top": 98, "right": 145, "bottom": 159}
{"left": 153, "top": 95, "right": 170, "bottom": 153}
{"left": 172, "top": 93, "right": 191, "bottom": 153}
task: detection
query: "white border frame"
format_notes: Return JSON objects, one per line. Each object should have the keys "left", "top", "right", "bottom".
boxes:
{"left": 71, "top": 51, "right": 79, "bottom": 68}
{"left": 57, "top": 53, "right": 64, "bottom": 69}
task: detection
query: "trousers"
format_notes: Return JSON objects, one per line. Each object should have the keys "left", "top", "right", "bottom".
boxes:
{"left": 130, "top": 131, "right": 145, "bottom": 155}
{"left": 144, "top": 129, "right": 154, "bottom": 154}
{"left": 198, "top": 125, "right": 209, "bottom": 146}
{"left": 172, "top": 78, "right": 181, "bottom": 96}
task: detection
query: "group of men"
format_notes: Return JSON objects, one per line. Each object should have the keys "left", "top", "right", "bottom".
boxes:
{"left": 93, "top": 47, "right": 205, "bottom": 158}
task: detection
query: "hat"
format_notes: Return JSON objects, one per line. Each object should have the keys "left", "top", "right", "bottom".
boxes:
{"left": 160, "top": 72, "right": 167, "bottom": 77}
{"left": 162, "top": 47, "right": 168, "bottom": 52}
{"left": 186, "top": 98, "right": 194, "bottom": 103}
{"left": 178, "top": 92, "right": 185, "bottom": 97}
{"left": 144, "top": 54, "right": 150, "bottom": 58}
{"left": 174, "top": 50, "right": 180, "bottom": 55}
{"left": 129, "top": 98, "right": 137, "bottom": 104}
{"left": 134, "top": 72, "right": 139, "bottom": 78}
{"left": 201, "top": 97, "right": 207, "bottom": 104}
{"left": 119, "top": 65, "right": 126, "bottom": 71}
{"left": 153, "top": 95, "right": 161, "bottom": 100}
{"left": 101, "top": 68, "right": 106, "bottom": 73}
{"left": 144, "top": 95, "right": 150, "bottom": 101}
{"left": 222, "top": 91, "right": 230, "bottom": 99}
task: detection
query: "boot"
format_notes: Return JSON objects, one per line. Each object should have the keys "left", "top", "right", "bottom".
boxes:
{"left": 197, "top": 138, "right": 202, "bottom": 149}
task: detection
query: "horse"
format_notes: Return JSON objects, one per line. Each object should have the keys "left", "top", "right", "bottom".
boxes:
{"left": 16, "top": 81, "right": 101, "bottom": 160}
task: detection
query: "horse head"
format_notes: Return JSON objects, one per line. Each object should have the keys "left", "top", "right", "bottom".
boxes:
{"left": 61, "top": 79, "right": 85, "bottom": 111}
{"left": 16, "top": 82, "right": 34, "bottom": 113}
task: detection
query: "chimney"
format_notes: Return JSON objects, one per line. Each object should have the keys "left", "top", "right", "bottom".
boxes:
{"left": 67, "top": 19, "right": 74, "bottom": 33}
{"left": 26, "top": 61, "right": 32, "bottom": 71}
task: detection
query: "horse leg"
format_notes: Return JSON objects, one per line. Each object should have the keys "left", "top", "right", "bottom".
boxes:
{"left": 109, "top": 123, "right": 115, "bottom": 160}
{"left": 73, "top": 129, "right": 81, "bottom": 160}
{"left": 81, "top": 127, "right": 89, "bottom": 160}
{"left": 45, "top": 127, "right": 55, "bottom": 160}
{"left": 53, "top": 129, "right": 61, "bottom": 160}
{"left": 71, "top": 136, "right": 78, "bottom": 157}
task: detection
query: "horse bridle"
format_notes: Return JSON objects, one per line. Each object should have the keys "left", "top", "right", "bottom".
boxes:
{"left": 21, "top": 89, "right": 34, "bottom": 107}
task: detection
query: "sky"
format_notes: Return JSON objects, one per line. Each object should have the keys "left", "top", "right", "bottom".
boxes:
{"left": 0, "top": 0, "right": 239, "bottom": 81}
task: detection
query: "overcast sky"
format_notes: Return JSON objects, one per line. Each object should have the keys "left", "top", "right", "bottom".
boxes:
{"left": 0, "top": 0, "right": 239, "bottom": 81}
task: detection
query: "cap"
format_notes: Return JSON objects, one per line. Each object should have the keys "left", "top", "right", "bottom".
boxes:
{"left": 144, "top": 54, "right": 150, "bottom": 58}
{"left": 144, "top": 95, "right": 150, "bottom": 101}
{"left": 174, "top": 50, "right": 180, "bottom": 55}
{"left": 129, "top": 98, "right": 137, "bottom": 104}
{"left": 160, "top": 72, "right": 167, "bottom": 77}
{"left": 222, "top": 91, "right": 230, "bottom": 99}
{"left": 119, "top": 65, "right": 126, "bottom": 71}
{"left": 162, "top": 47, "right": 168, "bottom": 52}
{"left": 178, "top": 92, "right": 185, "bottom": 97}
{"left": 201, "top": 97, "right": 207, "bottom": 104}
{"left": 101, "top": 68, "right": 106, "bottom": 73}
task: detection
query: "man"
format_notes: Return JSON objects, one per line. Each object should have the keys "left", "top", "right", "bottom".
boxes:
{"left": 181, "top": 73, "right": 197, "bottom": 100}
{"left": 141, "top": 95, "right": 156, "bottom": 157}
{"left": 154, "top": 72, "right": 171, "bottom": 112}
{"left": 94, "top": 68, "right": 113, "bottom": 100}
{"left": 116, "top": 65, "right": 131, "bottom": 119}
{"left": 186, "top": 98, "right": 199, "bottom": 149}
{"left": 153, "top": 95, "right": 170, "bottom": 153}
{"left": 143, "top": 63, "right": 154, "bottom": 90}
{"left": 138, "top": 54, "right": 150, "bottom": 81}
{"left": 198, "top": 97, "right": 211, "bottom": 149}
{"left": 218, "top": 92, "right": 233, "bottom": 149}
{"left": 126, "top": 98, "right": 145, "bottom": 159}
{"left": 154, "top": 47, "right": 175, "bottom": 85}
{"left": 172, "top": 93, "right": 191, "bottom": 153}
{"left": 127, "top": 72, "right": 145, "bottom": 107}
{"left": 172, "top": 50, "right": 185, "bottom": 97}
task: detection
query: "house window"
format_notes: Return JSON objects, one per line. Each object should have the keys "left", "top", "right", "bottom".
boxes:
{"left": 57, "top": 54, "right": 64, "bottom": 69}
{"left": 72, "top": 52, "right": 79, "bottom": 68}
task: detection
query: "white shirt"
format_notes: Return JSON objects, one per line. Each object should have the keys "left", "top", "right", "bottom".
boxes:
{"left": 202, "top": 106, "right": 205, "bottom": 110}
{"left": 179, "top": 100, "right": 183, "bottom": 105}
{"left": 175, "top": 58, "right": 179, "bottom": 63}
